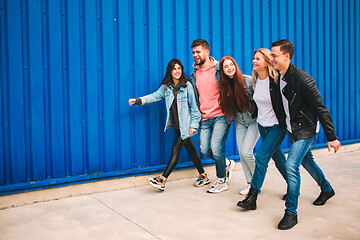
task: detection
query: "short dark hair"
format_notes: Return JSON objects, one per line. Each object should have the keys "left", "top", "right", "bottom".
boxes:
{"left": 272, "top": 39, "right": 295, "bottom": 59}
{"left": 191, "top": 39, "right": 209, "bottom": 50}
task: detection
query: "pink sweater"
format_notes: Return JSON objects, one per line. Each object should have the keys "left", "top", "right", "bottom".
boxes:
{"left": 194, "top": 57, "right": 224, "bottom": 121}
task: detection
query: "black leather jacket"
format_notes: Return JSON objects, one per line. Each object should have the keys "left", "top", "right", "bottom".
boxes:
{"left": 280, "top": 62, "right": 337, "bottom": 142}
{"left": 253, "top": 75, "right": 286, "bottom": 129}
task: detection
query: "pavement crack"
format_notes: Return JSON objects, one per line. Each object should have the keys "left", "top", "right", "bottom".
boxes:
{"left": 90, "top": 195, "right": 162, "bottom": 240}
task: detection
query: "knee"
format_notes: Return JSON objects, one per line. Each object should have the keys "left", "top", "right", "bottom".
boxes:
{"left": 210, "top": 145, "right": 224, "bottom": 160}
{"left": 240, "top": 151, "right": 254, "bottom": 162}
{"left": 254, "top": 152, "right": 270, "bottom": 167}
{"left": 200, "top": 144, "right": 211, "bottom": 157}
{"left": 286, "top": 163, "right": 299, "bottom": 177}
{"left": 171, "top": 144, "right": 181, "bottom": 156}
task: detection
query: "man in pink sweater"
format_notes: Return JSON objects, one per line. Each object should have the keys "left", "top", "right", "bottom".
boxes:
{"left": 189, "top": 39, "right": 234, "bottom": 193}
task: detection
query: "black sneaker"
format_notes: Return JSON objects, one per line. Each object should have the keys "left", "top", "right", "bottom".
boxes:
{"left": 278, "top": 212, "right": 298, "bottom": 230}
{"left": 313, "top": 188, "right": 335, "bottom": 205}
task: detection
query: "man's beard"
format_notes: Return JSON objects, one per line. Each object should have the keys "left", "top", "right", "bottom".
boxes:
{"left": 195, "top": 58, "right": 205, "bottom": 66}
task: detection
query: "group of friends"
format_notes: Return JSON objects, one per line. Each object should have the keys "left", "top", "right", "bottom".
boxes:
{"left": 128, "top": 39, "right": 341, "bottom": 230}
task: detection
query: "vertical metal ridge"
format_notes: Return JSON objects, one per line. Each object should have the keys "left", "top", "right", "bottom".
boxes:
{"left": 8, "top": 0, "right": 26, "bottom": 183}
{"left": 144, "top": 0, "right": 150, "bottom": 166}
{"left": 342, "top": 0, "right": 350, "bottom": 140}
{"left": 356, "top": 0, "right": 360, "bottom": 137}
{"left": 113, "top": 0, "right": 120, "bottom": 170}
{"left": 79, "top": 0, "right": 87, "bottom": 173}
{"left": 0, "top": 0, "right": 7, "bottom": 185}
{"left": 1, "top": 0, "right": 360, "bottom": 194}
{"left": 21, "top": 0, "right": 32, "bottom": 181}
{"left": 96, "top": 0, "right": 103, "bottom": 171}
{"left": 353, "top": 0, "right": 357, "bottom": 136}
{"left": 61, "top": 0, "right": 70, "bottom": 177}
{"left": 43, "top": 0, "right": 51, "bottom": 178}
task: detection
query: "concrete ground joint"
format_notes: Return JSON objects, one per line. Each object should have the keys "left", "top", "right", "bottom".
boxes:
{"left": 90, "top": 194, "right": 162, "bottom": 240}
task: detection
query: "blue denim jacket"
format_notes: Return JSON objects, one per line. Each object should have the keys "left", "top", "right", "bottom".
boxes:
{"left": 236, "top": 74, "right": 256, "bottom": 122}
{"left": 140, "top": 81, "right": 201, "bottom": 140}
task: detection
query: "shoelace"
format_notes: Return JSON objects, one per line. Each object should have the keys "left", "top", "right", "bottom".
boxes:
{"left": 155, "top": 176, "right": 165, "bottom": 184}
{"left": 197, "top": 174, "right": 206, "bottom": 181}
{"left": 213, "top": 179, "right": 224, "bottom": 186}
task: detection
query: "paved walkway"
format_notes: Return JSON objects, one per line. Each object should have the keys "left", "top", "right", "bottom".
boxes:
{"left": 1, "top": 148, "right": 360, "bottom": 240}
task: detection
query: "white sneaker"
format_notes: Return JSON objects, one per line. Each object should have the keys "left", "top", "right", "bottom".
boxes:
{"left": 225, "top": 159, "right": 235, "bottom": 182}
{"left": 207, "top": 179, "right": 228, "bottom": 194}
{"left": 239, "top": 184, "right": 251, "bottom": 195}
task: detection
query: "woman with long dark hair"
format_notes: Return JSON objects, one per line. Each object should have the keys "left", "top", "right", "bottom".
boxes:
{"left": 129, "top": 58, "right": 209, "bottom": 191}
{"left": 218, "top": 56, "right": 260, "bottom": 195}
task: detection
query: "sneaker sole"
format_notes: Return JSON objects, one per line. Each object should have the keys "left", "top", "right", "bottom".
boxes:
{"left": 226, "top": 160, "right": 235, "bottom": 182}
{"left": 147, "top": 178, "right": 165, "bottom": 191}
{"left": 207, "top": 186, "right": 229, "bottom": 194}
{"left": 236, "top": 202, "right": 257, "bottom": 210}
{"left": 194, "top": 179, "right": 210, "bottom": 187}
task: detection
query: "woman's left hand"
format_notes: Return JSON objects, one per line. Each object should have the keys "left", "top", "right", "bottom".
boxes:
{"left": 189, "top": 128, "right": 197, "bottom": 135}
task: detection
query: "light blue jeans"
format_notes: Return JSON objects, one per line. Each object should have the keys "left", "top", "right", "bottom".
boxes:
{"left": 235, "top": 112, "right": 260, "bottom": 183}
{"left": 200, "top": 116, "right": 231, "bottom": 179}
{"left": 285, "top": 132, "right": 332, "bottom": 215}
{"left": 251, "top": 124, "right": 287, "bottom": 191}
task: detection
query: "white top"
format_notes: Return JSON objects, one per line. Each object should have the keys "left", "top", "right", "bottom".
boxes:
{"left": 280, "top": 75, "right": 292, "bottom": 132}
{"left": 253, "top": 77, "right": 279, "bottom": 127}
{"left": 280, "top": 75, "right": 320, "bottom": 133}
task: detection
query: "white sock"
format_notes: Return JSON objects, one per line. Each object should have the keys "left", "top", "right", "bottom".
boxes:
{"left": 218, "top": 178, "right": 225, "bottom": 183}
{"left": 225, "top": 158, "right": 231, "bottom": 166}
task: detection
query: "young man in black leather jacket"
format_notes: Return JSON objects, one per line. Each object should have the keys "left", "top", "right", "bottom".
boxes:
{"left": 270, "top": 39, "right": 341, "bottom": 230}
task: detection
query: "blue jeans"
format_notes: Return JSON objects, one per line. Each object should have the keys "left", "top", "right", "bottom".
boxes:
{"left": 251, "top": 124, "right": 287, "bottom": 191}
{"left": 200, "top": 116, "right": 231, "bottom": 178}
{"left": 235, "top": 112, "right": 260, "bottom": 183}
{"left": 285, "top": 132, "right": 332, "bottom": 215}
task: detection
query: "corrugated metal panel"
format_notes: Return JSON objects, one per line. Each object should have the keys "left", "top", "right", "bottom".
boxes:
{"left": 1, "top": 0, "right": 359, "bottom": 194}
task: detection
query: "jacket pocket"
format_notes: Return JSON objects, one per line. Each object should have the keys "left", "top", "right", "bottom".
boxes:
{"left": 300, "top": 111, "right": 315, "bottom": 125}
{"left": 178, "top": 96, "right": 188, "bottom": 101}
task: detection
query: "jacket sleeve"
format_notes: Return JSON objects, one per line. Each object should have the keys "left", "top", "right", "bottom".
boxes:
{"left": 244, "top": 75, "right": 253, "bottom": 95}
{"left": 139, "top": 85, "right": 165, "bottom": 105}
{"left": 187, "top": 82, "right": 201, "bottom": 129}
{"left": 299, "top": 75, "right": 337, "bottom": 141}
{"left": 189, "top": 70, "right": 200, "bottom": 110}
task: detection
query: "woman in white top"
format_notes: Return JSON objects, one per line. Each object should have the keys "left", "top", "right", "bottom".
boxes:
{"left": 237, "top": 48, "right": 288, "bottom": 210}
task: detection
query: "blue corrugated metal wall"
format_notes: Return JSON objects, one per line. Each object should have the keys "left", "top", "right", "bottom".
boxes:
{"left": 1, "top": 0, "right": 359, "bottom": 195}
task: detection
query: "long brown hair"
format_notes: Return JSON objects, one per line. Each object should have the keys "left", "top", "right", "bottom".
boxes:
{"left": 219, "top": 56, "right": 251, "bottom": 118}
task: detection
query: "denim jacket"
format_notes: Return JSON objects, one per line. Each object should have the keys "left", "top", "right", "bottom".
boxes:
{"left": 140, "top": 81, "right": 201, "bottom": 140}
{"left": 236, "top": 74, "right": 256, "bottom": 121}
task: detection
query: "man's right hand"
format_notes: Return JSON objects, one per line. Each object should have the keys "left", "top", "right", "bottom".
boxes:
{"left": 327, "top": 139, "right": 341, "bottom": 153}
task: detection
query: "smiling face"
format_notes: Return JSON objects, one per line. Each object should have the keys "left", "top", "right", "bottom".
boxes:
{"left": 270, "top": 46, "right": 289, "bottom": 74}
{"left": 252, "top": 52, "right": 268, "bottom": 74}
{"left": 171, "top": 63, "right": 182, "bottom": 81}
{"left": 192, "top": 45, "right": 209, "bottom": 66}
{"left": 223, "top": 59, "right": 236, "bottom": 78}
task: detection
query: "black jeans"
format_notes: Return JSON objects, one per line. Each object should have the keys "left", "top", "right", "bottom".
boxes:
{"left": 163, "top": 130, "right": 205, "bottom": 178}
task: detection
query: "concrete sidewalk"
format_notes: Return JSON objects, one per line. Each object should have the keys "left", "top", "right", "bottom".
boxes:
{"left": 1, "top": 146, "right": 360, "bottom": 240}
